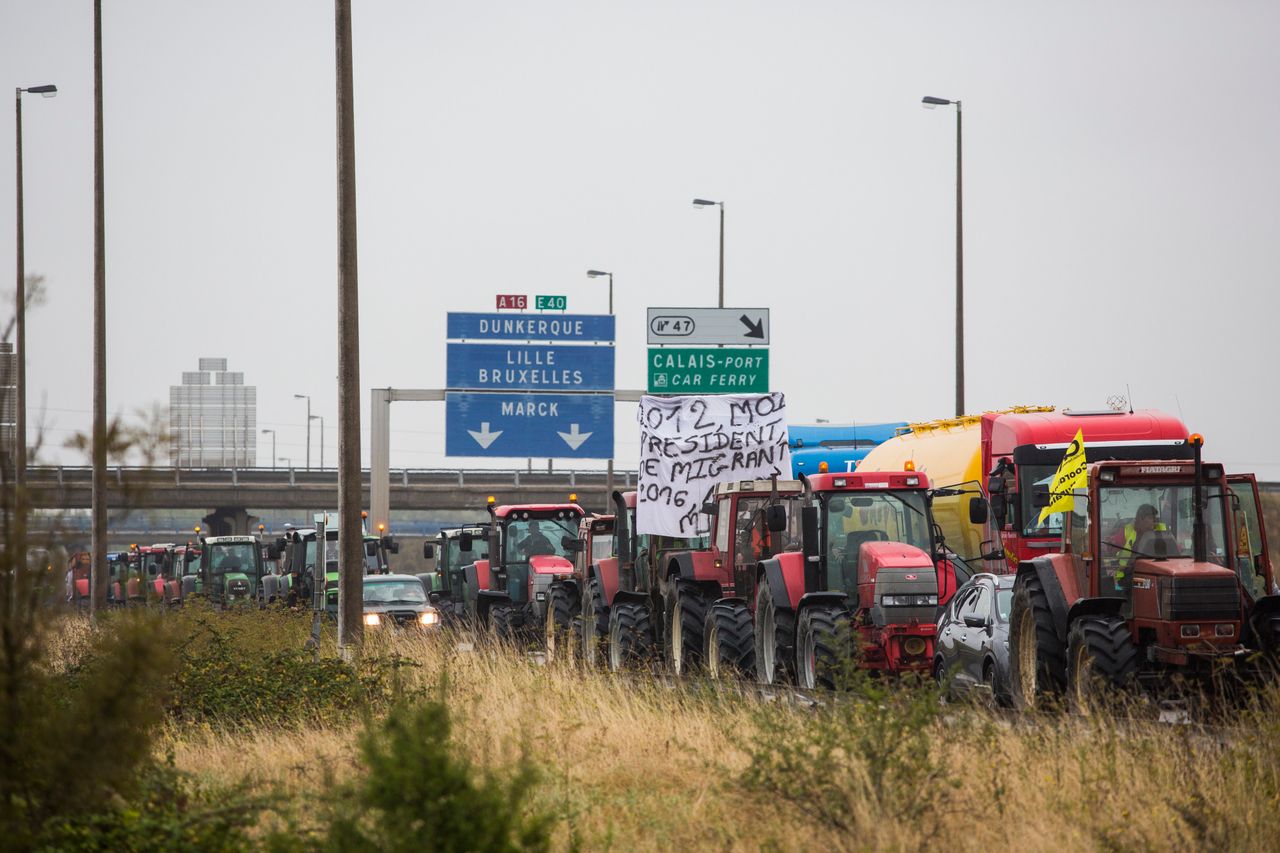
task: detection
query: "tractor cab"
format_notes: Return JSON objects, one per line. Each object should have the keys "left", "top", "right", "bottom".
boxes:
{"left": 422, "top": 524, "right": 490, "bottom": 618}
{"left": 193, "top": 535, "right": 265, "bottom": 606}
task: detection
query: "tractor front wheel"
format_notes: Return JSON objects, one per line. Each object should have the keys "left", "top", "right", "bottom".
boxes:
{"left": 545, "top": 585, "right": 579, "bottom": 664}
{"left": 608, "top": 602, "right": 655, "bottom": 672}
{"left": 491, "top": 603, "right": 520, "bottom": 643}
{"left": 753, "top": 582, "right": 795, "bottom": 686}
{"left": 704, "top": 601, "right": 755, "bottom": 680}
{"left": 667, "top": 583, "right": 707, "bottom": 676}
{"left": 1067, "top": 615, "right": 1138, "bottom": 715}
{"left": 796, "top": 605, "right": 845, "bottom": 690}
{"left": 580, "top": 578, "right": 609, "bottom": 668}
{"left": 1009, "top": 572, "right": 1067, "bottom": 711}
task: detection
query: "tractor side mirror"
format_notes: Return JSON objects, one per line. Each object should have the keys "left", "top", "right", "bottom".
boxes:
{"left": 459, "top": 532, "right": 474, "bottom": 552}
{"left": 1031, "top": 488, "right": 1051, "bottom": 509}
{"left": 562, "top": 535, "right": 584, "bottom": 552}
{"left": 275, "top": 537, "right": 287, "bottom": 553}
{"left": 765, "top": 504, "right": 787, "bottom": 533}
{"left": 702, "top": 502, "right": 718, "bottom": 516}
{"left": 969, "top": 497, "right": 990, "bottom": 526}
{"left": 986, "top": 475, "right": 1004, "bottom": 494}
{"left": 265, "top": 544, "right": 280, "bottom": 561}
{"left": 383, "top": 536, "right": 399, "bottom": 554}
{"left": 990, "top": 492, "right": 1007, "bottom": 526}
{"left": 423, "top": 543, "right": 436, "bottom": 559}
{"left": 365, "top": 541, "right": 379, "bottom": 558}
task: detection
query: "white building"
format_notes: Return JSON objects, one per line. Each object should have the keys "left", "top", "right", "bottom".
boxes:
{"left": 169, "top": 357, "right": 256, "bottom": 468}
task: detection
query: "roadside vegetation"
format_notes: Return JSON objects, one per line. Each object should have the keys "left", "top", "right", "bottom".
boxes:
{"left": 6, "top": 602, "right": 1278, "bottom": 852}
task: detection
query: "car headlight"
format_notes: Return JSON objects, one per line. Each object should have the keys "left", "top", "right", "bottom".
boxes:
{"left": 418, "top": 611, "right": 440, "bottom": 626}
{"left": 363, "top": 612, "right": 381, "bottom": 626}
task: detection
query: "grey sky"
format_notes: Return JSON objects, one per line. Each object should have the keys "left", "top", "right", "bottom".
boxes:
{"left": 2, "top": 1, "right": 1278, "bottom": 478}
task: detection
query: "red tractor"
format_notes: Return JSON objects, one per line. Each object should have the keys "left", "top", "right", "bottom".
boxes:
{"left": 542, "top": 512, "right": 613, "bottom": 662}
{"left": 462, "top": 496, "right": 585, "bottom": 640}
{"left": 1009, "top": 435, "right": 1280, "bottom": 711}
{"left": 582, "top": 489, "right": 714, "bottom": 671}
{"left": 758, "top": 469, "right": 977, "bottom": 687}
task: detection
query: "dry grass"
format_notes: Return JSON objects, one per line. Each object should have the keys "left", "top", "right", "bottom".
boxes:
{"left": 166, "top": 628, "right": 1280, "bottom": 852}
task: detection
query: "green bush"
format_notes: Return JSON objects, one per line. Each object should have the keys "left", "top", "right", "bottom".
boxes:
{"left": 319, "top": 682, "right": 552, "bottom": 853}
{"left": 0, "top": 611, "right": 179, "bottom": 848}
{"left": 34, "top": 759, "right": 261, "bottom": 852}
{"left": 168, "top": 608, "right": 412, "bottom": 725}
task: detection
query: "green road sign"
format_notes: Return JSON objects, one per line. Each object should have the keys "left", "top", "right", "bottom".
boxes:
{"left": 536, "top": 294, "right": 567, "bottom": 311}
{"left": 647, "top": 348, "right": 769, "bottom": 393}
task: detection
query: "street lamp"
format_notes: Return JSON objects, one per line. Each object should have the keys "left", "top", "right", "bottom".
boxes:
{"left": 922, "top": 95, "right": 964, "bottom": 417}
{"left": 261, "top": 428, "right": 276, "bottom": 470}
{"left": 14, "top": 83, "right": 57, "bottom": 489}
{"left": 586, "top": 270, "right": 613, "bottom": 315}
{"left": 294, "top": 394, "right": 311, "bottom": 470}
{"left": 278, "top": 456, "right": 292, "bottom": 470}
{"left": 310, "top": 415, "right": 325, "bottom": 469}
{"left": 692, "top": 198, "right": 725, "bottom": 308}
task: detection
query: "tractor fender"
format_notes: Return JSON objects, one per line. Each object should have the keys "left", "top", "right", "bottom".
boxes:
{"left": 667, "top": 550, "right": 720, "bottom": 584}
{"left": 797, "top": 591, "right": 849, "bottom": 614}
{"left": 1251, "top": 593, "right": 1280, "bottom": 622}
{"left": 180, "top": 576, "right": 198, "bottom": 599}
{"left": 468, "top": 560, "right": 491, "bottom": 593}
{"left": 1066, "top": 596, "right": 1127, "bottom": 625}
{"left": 612, "top": 589, "right": 650, "bottom": 608}
{"left": 761, "top": 554, "right": 805, "bottom": 611}
{"left": 549, "top": 575, "right": 581, "bottom": 597}
{"left": 476, "top": 590, "right": 509, "bottom": 624}
{"left": 261, "top": 575, "right": 280, "bottom": 602}
{"left": 1018, "top": 558, "right": 1070, "bottom": 644}
{"left": 595, "top": 556, "right": 621, "bottom": 606}
{"left": 710, "top": 596, "right": 748, "bottom": 609}
{"left": 1246, "top": 593, "right": 1280, "bottom": 650}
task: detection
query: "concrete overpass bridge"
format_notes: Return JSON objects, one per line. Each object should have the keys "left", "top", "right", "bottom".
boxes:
{"left": 25, "top": 466, "right": 636, "bottom": 535}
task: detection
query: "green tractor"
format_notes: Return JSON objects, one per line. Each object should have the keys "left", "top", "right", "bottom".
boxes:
{"left": 187, "top": 535, "right": 266, "bottom": 606}
{"left": 274, "top": 522, "right": 398, "bottom": 612}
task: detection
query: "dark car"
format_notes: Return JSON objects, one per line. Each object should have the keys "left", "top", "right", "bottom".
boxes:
{"left": 363, "top": 574, "right": 441, "bottom": 630}
{"left": 934, "top": 573, "right": 1014, "bottom": 704}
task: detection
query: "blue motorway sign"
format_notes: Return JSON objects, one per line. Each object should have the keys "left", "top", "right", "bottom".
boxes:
{"left": 446, "top": 343, "right": 614, "bottom": 392}
{"left": 445, "top": 392, "right": 614, "bottom": 459}
{"left": 447, "top": 312, "right": 615, "bottom": 342}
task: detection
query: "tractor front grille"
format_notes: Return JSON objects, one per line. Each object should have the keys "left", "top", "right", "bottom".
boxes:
{"left": 1159, "top": 576, "right": 1240, "bottom": 622}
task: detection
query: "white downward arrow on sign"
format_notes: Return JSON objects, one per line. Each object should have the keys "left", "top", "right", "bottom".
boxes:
{"left": 468, "top": 422, "right": 503, "bottom": 449}
{"left": 557, "top": 423, "right": 592, "bottom": 451}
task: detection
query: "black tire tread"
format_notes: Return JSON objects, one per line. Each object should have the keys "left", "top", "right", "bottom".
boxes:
{"left": 800, "top": 606, "right": 844, "bottom": 690}
{"left": 707, "top": 601, "right": 755, "bottom": 678}
{"left": 609, "top": 602, "right": 655, "bottom": 670}
{"left": 671, "top": 585, "right": 708, "bottom": 674}
{"left": 1009, "top": 571, "right": 1067, "bottom": 708}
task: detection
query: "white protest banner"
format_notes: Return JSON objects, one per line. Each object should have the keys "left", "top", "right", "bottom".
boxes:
{"left": 636, "top": 393, "right": 792, "bottom": 537}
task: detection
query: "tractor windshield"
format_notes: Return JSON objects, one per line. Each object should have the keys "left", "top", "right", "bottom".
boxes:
{"left": 446, "top": 535, "right": 487, "bottom": 568}
{"left": 504, "top": 515, "right": 579, "bottom": 562}
{"left": 302, "top": 538, "right": 340, "bottom": 570}
{"left": 1097, "top": 483, "right": 1228, "bottom": 567}
{"left": 824, "top": 490, "right": 932, "bottom": 591}
{"left": 208, "top": 543, "right": 261, "bottom": 580}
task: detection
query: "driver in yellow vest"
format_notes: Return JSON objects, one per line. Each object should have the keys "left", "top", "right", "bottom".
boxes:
{"left": 1107, "top": 504, "right": 1167, "bottom": 568}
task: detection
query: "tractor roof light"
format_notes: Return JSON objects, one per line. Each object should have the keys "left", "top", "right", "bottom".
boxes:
{"left": 904, "top": 460, "right": 916, "bottom": 472}
{"left": 377, "top": 523, "right": 386, "bottom": 532}
{"left": 833, "top": 478, "right": 847, "bottom": 488}
{"left": 487, "top": 496, "right": 496, "bottom": 505}
{"left": 1188, "top": 433, "right": 1204, "bottom": 447}
{"left": 1099, "top": 469, "right": 1117, "bottom": 483}
{"left": 818, "top": 461, "right": 829, "bottom": 473}
{"left": 905, "top": 476, "right": 920, "bottom": 486}
{"left": 361, "top": 511, "right": 368, "bottom": 519}
{"left": 569, "top": 492, "right": 578, "bottom": 502}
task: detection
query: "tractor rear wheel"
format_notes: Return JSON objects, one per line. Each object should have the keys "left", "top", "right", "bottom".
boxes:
{"left": 1009, "top": 571, "right": 1067, "bottom": 711}
{"left": 545, "top": 585, "right": 579, "bottom": 664}
{"left": 1067, "top": 616, "right": 1138, "bottom": 715}
{"left": 580, "top": 578, "right": 609, "bottom": 668}
{"left": 796, "top": 605, "right": 845, "bottom": 690}
{"left": 753, "top": 582, "right": 795, "bottom": 685}
{"left": 667, "top": 584, "right": 707, "bottom": 676}
{"left": 704, "top": 601, "right": 755, "bottom": 680}
{"left": 608, "top": 602, "right": 655, "bottom": 671}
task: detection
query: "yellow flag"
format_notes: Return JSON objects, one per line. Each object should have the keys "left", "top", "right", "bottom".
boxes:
{"left": 1038, "top": 428, "right": 1088, "bottom": 524}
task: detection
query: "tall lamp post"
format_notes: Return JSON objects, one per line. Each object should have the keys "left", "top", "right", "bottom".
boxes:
{"left": 585, "top": 269, "right": 614, "bottom": 501}
{"left": 586, "top": 269, "right": 613, "bottom": 315}
{"left": 922, "top": 95, "right": 964, "bottom": 417}
{"left": 90, "top": 0, "right": 108, "bottom": 615}
{"left": 13, "top": 83, "right": 56, "bottom": 491}
{"left": 310, "top": 415, "right": 324, "bottom": 469}
{"left": 261, "top": 428, "right": 276, "bottom": 470}
{"left": 294, "top": 393, "right": 311, "bottom": 470}
{"left": 691, "top": 198, "right": 725, "bottom": 308}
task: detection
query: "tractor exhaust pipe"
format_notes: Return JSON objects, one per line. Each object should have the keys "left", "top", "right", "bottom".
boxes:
{"left": 1190, "top": 434, "right": 1207, "bottom": 564}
